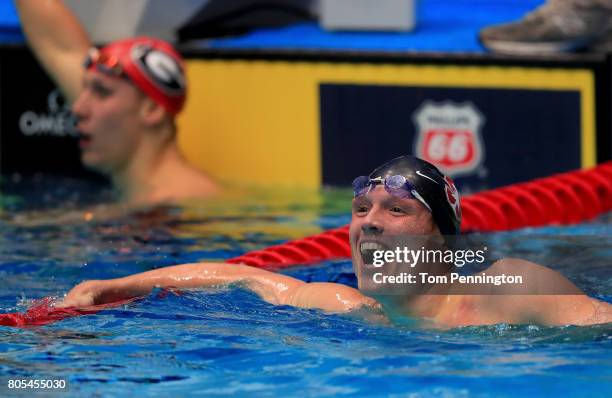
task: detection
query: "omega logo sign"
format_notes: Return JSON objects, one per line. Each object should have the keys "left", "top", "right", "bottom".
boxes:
{"left": 19, "top": 89, "right": 78, "bottom": 137}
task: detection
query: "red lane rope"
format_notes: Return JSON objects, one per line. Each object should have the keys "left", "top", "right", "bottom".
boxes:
{"left": 228, "top": 161, "right": 612, "bottom": 268}
{"left": 0, "top": 297, "right": 136, "bottom": 328}
{"left": 2, "top": 161, "right": 611, "bottom": 328}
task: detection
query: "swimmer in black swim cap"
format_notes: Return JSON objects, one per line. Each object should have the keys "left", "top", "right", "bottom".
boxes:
{"left": 352, "top": 155, "right": 462, "bottom": 235}
{"left": 60, "top": 153, "right": 612, "bottom": 327}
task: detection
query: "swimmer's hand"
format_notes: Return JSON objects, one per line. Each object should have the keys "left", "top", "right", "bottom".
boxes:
{"left": 56, "top": 280, "right": 104, "bottom": 308}
{"left": 57, "top": 274, "right": 156, "bottom": 308}
{"left": 56, "top": 280, "right": 129, "bottom": 308}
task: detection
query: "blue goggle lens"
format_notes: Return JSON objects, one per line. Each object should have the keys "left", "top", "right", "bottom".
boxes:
{"left": 352, "top": 175, "right": 414, "bottom": 199}
{"left": 352, "top": 175, "right": 371, "bottom": 197}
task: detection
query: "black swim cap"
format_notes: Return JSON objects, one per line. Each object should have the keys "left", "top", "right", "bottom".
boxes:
{"left": 368, "top": 155, "right": 462, "bottom": 234}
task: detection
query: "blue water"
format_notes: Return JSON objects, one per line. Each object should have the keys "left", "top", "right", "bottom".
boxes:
{"left": 0, "top": 183, "right": 610, "bottom": 397}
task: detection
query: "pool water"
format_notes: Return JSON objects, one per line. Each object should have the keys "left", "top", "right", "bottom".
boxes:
{"left": 0, "top": 180, "right": 610, "bottom": 397}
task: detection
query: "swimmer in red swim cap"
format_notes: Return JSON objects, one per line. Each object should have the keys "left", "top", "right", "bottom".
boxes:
{"left": 15, "top": 0, "right": 219, "bottom": 205}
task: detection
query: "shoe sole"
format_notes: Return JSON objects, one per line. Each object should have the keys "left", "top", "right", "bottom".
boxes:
{"left": 481, "top": 39, "right": 588, "bottom": 55}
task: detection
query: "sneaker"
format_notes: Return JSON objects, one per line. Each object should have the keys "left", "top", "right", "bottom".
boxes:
{"left": 479, "top": 0, "right": 612, "bottom": 54}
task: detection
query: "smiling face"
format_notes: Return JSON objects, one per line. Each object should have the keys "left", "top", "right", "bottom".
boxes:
{"left": 72, "top": 70, "right": 147, "bottom": 175}
{"left": 350, "top": 185, "right": 439, "bottom": 291}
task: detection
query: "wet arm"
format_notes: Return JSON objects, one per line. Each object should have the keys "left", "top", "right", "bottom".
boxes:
{"left": 61, "top": 263, "right": 375, "bottom": 312}
{"left": 14, "top": 0, "right": 91, "bottom": 102}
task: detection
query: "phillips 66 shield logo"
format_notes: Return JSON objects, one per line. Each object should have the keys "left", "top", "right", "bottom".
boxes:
{"left": 413, "top": 101, "right": 485, "bottom": 176}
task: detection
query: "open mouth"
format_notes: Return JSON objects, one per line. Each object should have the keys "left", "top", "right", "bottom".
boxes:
{"left": 77, "top": 132, "right": 92, "bottom": 148}
{"left": 359, "top": 241, "right": 388, "bottom": 266}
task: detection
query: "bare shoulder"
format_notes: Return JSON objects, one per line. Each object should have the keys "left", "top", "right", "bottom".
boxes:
{"left": 476, "top": 258, "right": 610, "bottom": 325}
{"left": 486, "top": 257, "right": 583, "bottom": 295}
{"left": 488, "top": 257, "right": 551, "bottom": 275}
{"left": 172, "top": 165, "right": 220, "bottom": 197}
{"left": 286, "top": 282, "right": 379, "bottom": 312}
{"left": 149, "top": 168, "right": 220, "bottom": 204}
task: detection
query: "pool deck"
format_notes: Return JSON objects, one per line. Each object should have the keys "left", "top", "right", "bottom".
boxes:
{"left": 1, "top": 0, "right": 545, "bottom": 53}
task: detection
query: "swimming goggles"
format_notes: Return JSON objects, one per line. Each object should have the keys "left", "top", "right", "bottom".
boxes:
{"left": 83, "top": 47, "right": 126, "bottom": 78}
{"left": 352, "top": 175, "right": 432, "bottom": 211}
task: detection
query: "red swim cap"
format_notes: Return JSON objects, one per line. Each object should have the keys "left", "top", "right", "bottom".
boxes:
{"left": 84, "top": 37, "right": 186, "bottom": 115}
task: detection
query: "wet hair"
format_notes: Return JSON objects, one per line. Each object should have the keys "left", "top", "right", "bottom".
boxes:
{"left": 369, "top": 155, "right": 462, "bottom": 234}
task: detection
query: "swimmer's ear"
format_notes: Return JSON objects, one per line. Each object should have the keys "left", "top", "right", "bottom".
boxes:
{"left": 430, "top": 222, "right": 441, "bottom": 235}
{"left": 138, "top": 97, "right": 167, "bottom": 127}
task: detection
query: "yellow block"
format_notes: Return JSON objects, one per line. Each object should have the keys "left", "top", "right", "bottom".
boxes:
{"left": 177, "top": 60, "right": 595, "bottom": 189}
